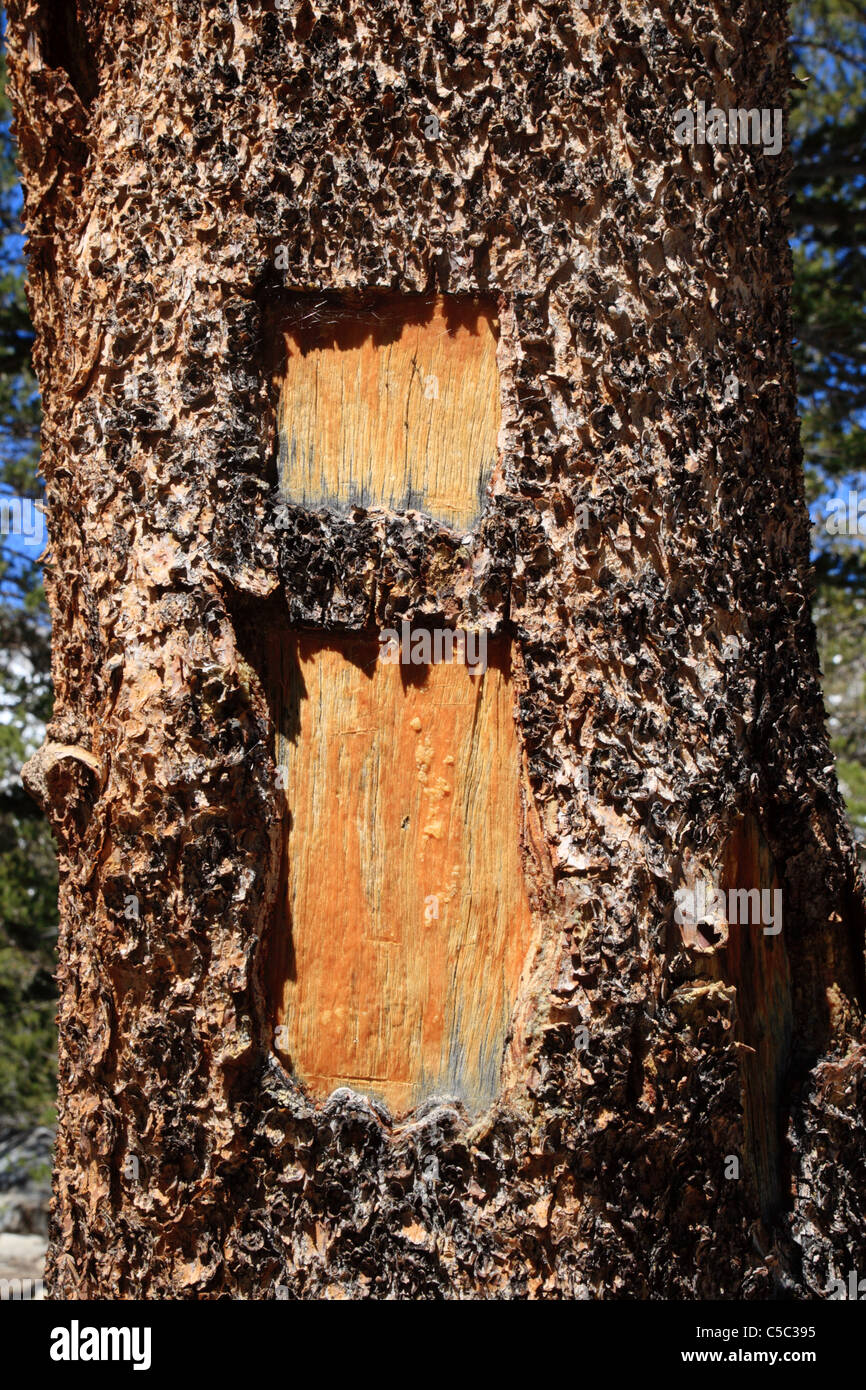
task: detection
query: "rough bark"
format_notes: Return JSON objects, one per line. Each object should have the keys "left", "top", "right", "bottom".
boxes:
{"left": 7, "top": 0, "right": 866, "bottom": 1299}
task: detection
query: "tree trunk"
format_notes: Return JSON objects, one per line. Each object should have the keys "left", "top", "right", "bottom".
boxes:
{"left": 7, "top": 0, "right": 866, "bottom": 1299}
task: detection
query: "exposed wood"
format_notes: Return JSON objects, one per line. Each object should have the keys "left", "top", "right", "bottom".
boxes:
{"left": 680, "top": 817, "right": 793, "bottom": 1219}
{"left": 275, "top": 294, "right": 501, "bottom": 529}
{"left": 722, "top": 822, "right": 792, "bottom": 1223}
{"left": 269, "top": 631, "right": 536, "bottom": 1115}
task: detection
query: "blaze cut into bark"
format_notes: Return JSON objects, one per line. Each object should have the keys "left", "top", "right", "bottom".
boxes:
{"left": 721, "top": 819, "right": 792, "bottom": 1220}
{"left": 274, "top": 294, "right": 501, "bottom": 529}
{"left": 268, "top": 631, "right": 536, "bottom": 1115}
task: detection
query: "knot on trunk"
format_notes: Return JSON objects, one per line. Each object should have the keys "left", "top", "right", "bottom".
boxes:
{"left": 22, "top": 741, "right": 103, "bottom": 845}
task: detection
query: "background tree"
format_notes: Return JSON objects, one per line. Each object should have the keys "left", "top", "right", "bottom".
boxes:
{"left": 0, "top": 31, "right": 55, "bottom": 1134}
{"left": 790, "top": 0, "right": 866, "bottom": 847}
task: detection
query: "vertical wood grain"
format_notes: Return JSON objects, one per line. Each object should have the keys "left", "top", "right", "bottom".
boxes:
{"left": 269, "top": 632, "right": 536, "bottom": 1114}
{"left": 276, "top": 295, "right": 501, "bottom": 530}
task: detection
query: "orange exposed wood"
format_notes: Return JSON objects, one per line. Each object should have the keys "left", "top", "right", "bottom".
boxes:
{"left": 275, "top": 294, "right": 501, "bottom": 530}
{"left": 268, "top": 632, "right": 535, "bottom": 1115}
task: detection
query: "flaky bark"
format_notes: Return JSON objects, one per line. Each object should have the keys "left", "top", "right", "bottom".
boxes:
{"left": 8, "top": 0, "right": 866, "bottom": 1298}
